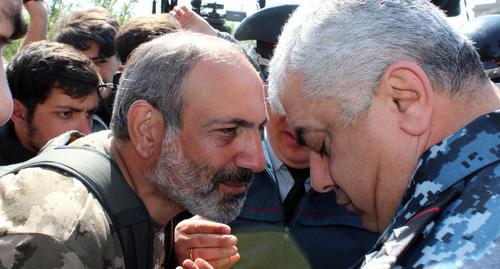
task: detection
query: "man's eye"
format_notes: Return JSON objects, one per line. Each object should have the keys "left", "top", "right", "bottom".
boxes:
{"left": 58, "top": 111, "right": 73, "bottom": 119}
{"left": 319, "top": 142, "right": 329, "bottom": 157}
{"left": 218, "top": 128, "right": 237, "bottom": 136}
{"left": 94, "top": 59, "right": 108, "bottom": 65}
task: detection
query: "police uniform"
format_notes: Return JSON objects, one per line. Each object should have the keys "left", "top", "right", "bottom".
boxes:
{"left": 0, "top": 131, "right": 165, "bottom": 268}
{"left": 361, "top": 110, "right": 500, "bottom": 268}
{"left": 230, "top": 136, "right": 379, "bottom": 269}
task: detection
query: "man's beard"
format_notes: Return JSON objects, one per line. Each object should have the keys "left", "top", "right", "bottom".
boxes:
{"left": 149, "top": 129, "right": 254, "bottom": 223}
{"left": 8, "top": 1, "right": 28, "bottom": 40}
{"left": 26, "top": 118, "right": 41, "bottom": 152}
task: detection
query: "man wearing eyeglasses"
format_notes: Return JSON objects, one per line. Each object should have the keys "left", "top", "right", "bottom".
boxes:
{"left": 0, "top": 41, "right": 101, "bottom": 166}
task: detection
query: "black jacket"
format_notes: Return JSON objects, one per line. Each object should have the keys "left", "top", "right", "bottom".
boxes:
{"left": 0, "top": 121, "right": 36, "bottom": 166}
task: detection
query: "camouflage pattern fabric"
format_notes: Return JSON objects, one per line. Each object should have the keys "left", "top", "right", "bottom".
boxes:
{"left": 362, "top": 110, "right": 500, "bottom": 268}
{"left": 0, "top": 131, "right": 165, "bottom": 269}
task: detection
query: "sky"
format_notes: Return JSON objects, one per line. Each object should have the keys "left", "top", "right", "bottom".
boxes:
{"left": 55, "top": 0, "right": 496, "bottom": 29}
{"left": 127, "top": 0, "right": 481, "bottom": 28}
{"left": 132, "top": 0, "right": 299, "bottom": 17}
{"left": 62, "top": 0, "right": 495, "bottom": 18}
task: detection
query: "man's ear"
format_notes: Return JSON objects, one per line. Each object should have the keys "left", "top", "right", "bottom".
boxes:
{"left": 380, "top": 61, "right": 434, "bottom": 136}
{"left": 127, "top": 100, "right": 165, "bottom": 159}
{"left": 10, "top": 99, "right": 28, "bottom": 128}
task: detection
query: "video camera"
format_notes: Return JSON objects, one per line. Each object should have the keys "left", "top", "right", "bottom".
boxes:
{"left": 191, "top": 0, "right": 246, "bottom": 33}
{"left": 155, "top": 0, "right": 246, "bottom": 33}
{"left": 196, "top": 1, "right": 226, "bottom": 31}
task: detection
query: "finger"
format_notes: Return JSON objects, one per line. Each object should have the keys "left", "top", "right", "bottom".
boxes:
{"left": 176, "top": 219, "right": 231, "bottom": 235}
{"left": 171, "top": 6, "right": 182, "bottom": 18}
{"left": 194, "top": 258, "right": 215, "bottom": 269}
{"left": 176, "top": 233, "right": 237, "bottom": 248}
{"left": 206, "top": 253, "right": 240, "bottom": 269}
{"left": 180, "top": 5, "right": 191, "bottom": 13}
{"left": 23, "top": 0, "right": 43, "bottom": 4}
{"left": 181, "top": 259, "right": 197, "bottom": 269}
{"left": 191, "top": 245, "right": 238, "bottom": 261}
{"left": 173, "top": 5, "right": 182, "bottom": 13}
{"left": 176, "top": 6, "right": 187, "bottom": 19}
{"left": 175, "top": 234, "right": 237, "bottom": 262}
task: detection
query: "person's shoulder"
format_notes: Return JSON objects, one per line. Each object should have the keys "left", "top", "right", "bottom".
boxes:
{"left": 407, "top": 167, "right": 500, "bottom": 267}
{"left": 0, "top": 232, "right": 90, "bottom": 268}
{"left": 0, "top": 231, "right": 124, "bottom": 268}
{"left": 0, "top": 166, "right": 124, "bottom": 267}
{"left": 70, "top": 130, "right": 113, "bottom": 156}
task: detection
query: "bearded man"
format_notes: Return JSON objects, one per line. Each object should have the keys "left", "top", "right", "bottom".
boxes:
{"left": 0, "top": 31, "right": 267, "bottom": 269}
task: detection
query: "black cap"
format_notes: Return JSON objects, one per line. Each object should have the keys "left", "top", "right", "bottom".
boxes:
{"left": 234, "top": 4, "right": 298, "bottom": 44}
{"left": 430, "top": 0, "right": 461, "bottom": 17}
{"left": 234, "top": 4, "right": 298, "bottom": 81}
{"left": 461, "top": 14, "right": 500, "bottom": 78}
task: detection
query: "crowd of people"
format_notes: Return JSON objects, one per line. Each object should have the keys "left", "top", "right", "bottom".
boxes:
{"left": 0, "top": 0, "right": 499, "bottom": 268}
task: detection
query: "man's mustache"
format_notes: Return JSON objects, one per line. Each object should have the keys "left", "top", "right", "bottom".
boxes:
{"left": 196, "top": 166, "right": 254, "bottom": 196}
{"left": 213, "top": 168, "right": 254, "bottom": 185}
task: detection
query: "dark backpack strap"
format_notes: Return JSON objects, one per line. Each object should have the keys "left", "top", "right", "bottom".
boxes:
{"left": 163, "top": 211, "right": 194, "bottom": 269}
{"left": 2, "top": 146, "right": 153, "bottom": 269}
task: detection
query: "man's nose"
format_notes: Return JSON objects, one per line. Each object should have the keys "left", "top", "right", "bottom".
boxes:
{"left": 309, "top": 151, "right": 335, "bottom": 193}
{"left": 77, "top": 116, "right": 93, "bottom": 135}
{"left": 235, "top": 129, "right": 265, "bottom": 172}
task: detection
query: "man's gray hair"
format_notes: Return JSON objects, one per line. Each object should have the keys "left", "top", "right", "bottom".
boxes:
{"left": 268, "top": 0, "right": 488, "bottom": 123}
{"left": 111, "top": 31, "right": 246, "bottom": 139}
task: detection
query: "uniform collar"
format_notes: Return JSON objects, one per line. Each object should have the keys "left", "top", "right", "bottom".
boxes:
{"left": 393, "top": 110, "right": 500, "bottom": 227}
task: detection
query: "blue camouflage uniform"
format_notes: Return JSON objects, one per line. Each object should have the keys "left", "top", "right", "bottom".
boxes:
{"left": 362, "top": 110, "right": 500, "bottom": 268}
{"left": 230, "top": 140, "right": 379, "bottom": 269}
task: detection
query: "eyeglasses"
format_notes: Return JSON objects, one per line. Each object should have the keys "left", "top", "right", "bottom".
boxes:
{"left": 98, "top": 83, "right": 116, "bottom": 94}
{"left": 96, "top": 71, "right": 122, "bottom": 120}
{"left": 96, "top": 83, "right": 116, "bottom": 121}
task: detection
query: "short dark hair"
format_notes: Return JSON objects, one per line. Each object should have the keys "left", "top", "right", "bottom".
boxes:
{"left": 6, "top": 41, "right": 101, "bottom": 120}
{"left": 115, "top": 14, "right": 180, "bottom": 64}
{"left": 53, "top": 7, "right": 119, "bottom": 59}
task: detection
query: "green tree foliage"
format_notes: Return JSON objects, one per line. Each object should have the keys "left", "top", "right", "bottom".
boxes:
{"left": 47, "top": 0, "right": 77, "bottom": 40}
{"left": 2, "top": 40, "right": 22, "bottom": 63}
{"left": 91, "top": 0, "right": 139, "bottom": 24}
{"left": 3, "top": 0, "right": 138, "bottom": 61}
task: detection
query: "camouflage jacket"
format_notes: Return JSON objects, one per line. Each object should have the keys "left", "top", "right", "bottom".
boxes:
{"left": 363, "top": 110, "right": 500, "bottom": 268}
{"left": 0, "top": 131, "right": 165, "bottom": 269}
